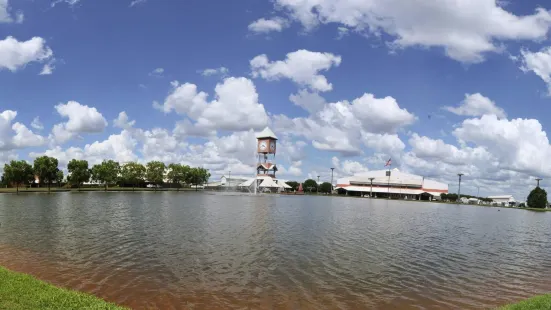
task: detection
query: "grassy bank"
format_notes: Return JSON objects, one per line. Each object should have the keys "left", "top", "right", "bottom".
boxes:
{"left": 0, "top": 266, "right": 126, "bottom": 310}
{"left": 498, "top": 294, "right": 551, "bottom": 309}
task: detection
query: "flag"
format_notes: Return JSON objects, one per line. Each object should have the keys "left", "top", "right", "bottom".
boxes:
{"left": 385, "top": 158, "right": 392, "bottom": 167}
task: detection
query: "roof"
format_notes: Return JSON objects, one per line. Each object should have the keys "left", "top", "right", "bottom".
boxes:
{"left": 336, "top": 169, "right": 447, "bottom": 191}
{"left": 335, "top": 186, "right": 445, "bottom": 196}
{"left": 488, "top": 195, "right": 515, "bottom": 200}
{"left": 256, "top": 127, "right": 278, "bottom": 140}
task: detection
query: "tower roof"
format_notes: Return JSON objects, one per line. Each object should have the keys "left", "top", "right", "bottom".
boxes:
{"left": 256, "top": 127, "right": 278, "bottom": 140}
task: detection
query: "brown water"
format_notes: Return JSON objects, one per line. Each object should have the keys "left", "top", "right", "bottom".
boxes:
{"left": 1, "top": 192, "right": 551, "bottom": 309}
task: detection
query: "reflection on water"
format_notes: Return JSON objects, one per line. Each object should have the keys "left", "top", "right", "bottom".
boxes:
{"left": 1, "top": 192, "right": 551, "bottom": 309}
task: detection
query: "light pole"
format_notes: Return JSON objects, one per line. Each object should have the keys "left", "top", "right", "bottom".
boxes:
{"left": 228, "top": 170, "right": 231, "bottom": 188}
{"left": 369, "top": 177, "right": 375, "bottom": 198}
{"left": 536, "top": 178, "right": 543, "bottom": 188}
{"left": 477, "top": 186, "right": 480, "bottom": 197}
{"left": 317, "top": 175, "right": 320, "bottom": 193}
{"left": 457, "top": 173, "right": 464, "bottom": 201}
{"left": 330, "top": 168, "right": 335, "bottom": 193}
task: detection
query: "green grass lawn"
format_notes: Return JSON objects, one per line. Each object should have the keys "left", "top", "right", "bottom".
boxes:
{"left": 498, "top": 294, "right": 551, "bottom": 310}
{"left": 0, "top": 266, "right": 126, "bottom": 310}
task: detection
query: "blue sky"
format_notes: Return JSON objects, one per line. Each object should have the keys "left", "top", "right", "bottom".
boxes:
{"left": 2, "top": 0, "right": 551, "bottom": 199}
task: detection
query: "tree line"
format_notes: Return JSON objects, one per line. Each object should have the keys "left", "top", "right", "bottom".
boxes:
{"left": 286, "top": 179, "right": 332, "bottom": 193}
{"left": 2, "top": 156, "right": 210, "bottom": 193}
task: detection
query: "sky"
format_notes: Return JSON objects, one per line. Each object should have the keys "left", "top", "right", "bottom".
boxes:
{"left": 3, "top": 0, "right": 551, "bottom": 199}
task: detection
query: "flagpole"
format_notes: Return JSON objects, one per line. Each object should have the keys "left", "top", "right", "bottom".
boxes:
{"left": 387, "top": 162, "right": 391, "bottom": 199}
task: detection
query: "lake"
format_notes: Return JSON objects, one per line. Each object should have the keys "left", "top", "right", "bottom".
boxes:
{"left": 1, "top": 192, "right": 550, "bottom": 309}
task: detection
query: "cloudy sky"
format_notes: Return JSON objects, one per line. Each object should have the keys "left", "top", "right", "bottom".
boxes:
{"left": 3, "top": 0, "right": 551, "bottom": 199}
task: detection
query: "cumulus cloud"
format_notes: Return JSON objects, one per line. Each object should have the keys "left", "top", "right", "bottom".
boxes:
{"left": 270, "top": 0, "right": 551, "bottom": 63}
{"left": 39, "top": 62, "right": 54, "bottom": 75}
{"left": 289, "top": 89, "right": 326, "bottom": 114}
{"left": 113, "top": 111, "right": 135, "bottom": 129}
{"left": 332, "top": 156, "right": 369, "bottom": 176}
{"left": 155, "top": 77, "right": 269, "bottom": 134}
{"left": 248, "top": 17, "right": 289, "bottom": 34}
{"left": 0, "top": 110, "right": 46, "bottom": 151}
{"left": 273, "top": 92, "right": 415, "bottom": 155}
{"left": 444, "top": 93, "right": 506, "bottom": 118}
{"left": 520, "top": 47, "right": 551, "bottom": 95}
{"left": 31, "top": 117, "right": 44, "bottom": 131}
{"left": 0, "top": 0, "right": 23, "bottom": 23}
{"left": 251, "top": 50, "right": 341, "bottom": 92}
{"left": 50, "top": 101, "right": 108, "bottom": 144}
{"left": 0, "top": 36, "right": 54, "bottom": 72}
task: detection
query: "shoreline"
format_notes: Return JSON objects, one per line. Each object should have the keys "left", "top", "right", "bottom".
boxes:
{"left": 0, "top": 266, "right": 126, "bottom": 309}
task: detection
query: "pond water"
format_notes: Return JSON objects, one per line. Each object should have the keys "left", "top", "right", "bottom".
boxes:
{"left": 1, "top": 192, "right": 551, "bottom": 309}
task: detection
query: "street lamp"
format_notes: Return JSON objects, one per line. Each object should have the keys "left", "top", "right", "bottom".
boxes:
{"left": 477, "top": 186, "right": 480, "bottom": 197}
{"left": 317, "top": 175, "right": 320, "bottom": 193}
{"left": 457, "top": 173, "right": 464, "bottom": 201}
{"left": 228, "top": 170, "right": 231, "bottom": 188}
{"left": 369, "top": 177, "right": 375, "bottom": 198}
{"left": 536, "top": 178, "right": 543, "bottom": 188}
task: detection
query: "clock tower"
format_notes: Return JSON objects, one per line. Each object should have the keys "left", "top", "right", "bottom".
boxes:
{"left": 256, "top": 127, "right": 278, "bottom": 177}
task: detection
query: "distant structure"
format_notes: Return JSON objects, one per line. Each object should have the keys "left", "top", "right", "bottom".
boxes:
{"left": 488, "top": 195, "right": 516, "bottom": 206}
{"left": 237, "top": 127, "right": 291, "bottom": 193}
{"left": 336, "top": 168, "right": 448, "bottom": 200}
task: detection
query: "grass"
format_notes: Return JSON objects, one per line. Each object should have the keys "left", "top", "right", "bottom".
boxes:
{"left": 0, "top": 266, "right": 126, "bottom": 310}
{"left": 498, "top": 294, "right": 551, "bottom": 309}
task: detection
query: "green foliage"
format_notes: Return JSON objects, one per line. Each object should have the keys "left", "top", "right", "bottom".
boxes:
{"left": 498, "top": 293, "right": 551, "bottom": 310}
{"left": 146, "top": 161, "right": 166, "bottom": 189}
{"left": 120, "top": 162, "right": 146, "bottom": 189}
{"left": 0, "top": 266, "right": 126, "bottom": 310}
{"left": 67, "top": 159, "right": 91, "bottom": 189}
{"left": 3, "top": 160, "right": 34, "bottom": 193}
{"left": 286, "top": 181, "right": 299, "bottom": 191}
{"left": 33, "top": 156, "right": 59, "bottom": 192}
{"left": 187, "top": 167, "right": 210, "bottom": 189}
{"left": 167, "top": 164, "right": 190, "bottom": 189}
{"left": 527, "top": 187, "right": 548, "bottom": 209}
{"left": 55, "top": 170, "right": 64, "bottom": 187}
{"left": 441, "top": 193, "right": 458, "bottom": 201}
{"left": 303, "top": 179, "right": 318, "bottom": 192}
{"left": 319, "top": 182, "right": 332, "bottom": 193}
{"left": 91, "top": 160, "right": 120, "bottom": 190}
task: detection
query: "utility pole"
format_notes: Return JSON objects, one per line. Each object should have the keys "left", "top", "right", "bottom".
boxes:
{"left": 536, "top": 178, "right": 543, "bottom": 188}
{"left": 369, "top": 177, "right": 375, "bottom": 198}
{"left": 330, "top": 168, "right": 335, "bottom": 193}
{"left": 477, "top": 186, "right": 480, "bottom": 197}
{"left": 458, "top": 173, "right": 464, "bottom": 202}
{"left": 228, "top": 170, "right": 231, "bottom": 188}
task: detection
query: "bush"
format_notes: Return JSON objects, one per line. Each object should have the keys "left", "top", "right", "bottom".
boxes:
{"left": 319, "top": 182, "right": 332, "bottom": 193}
{"left": 527, "top": 187, "right": 548, "bottom": 209}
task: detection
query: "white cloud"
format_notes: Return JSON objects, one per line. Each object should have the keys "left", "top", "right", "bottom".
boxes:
{"left": 0, "top": 36, "right": 54, "bottom": 72}
{"left": 274, "top": 92, "right": 414, "bottom": 155}
{"left": 156, "top": 77, "right": 269, "bottom": 134}
{"left": 0, "top": 110, "right": 46, "bottom": 151}
{"left": 149, "top": 67, "right": 164, "bottom": 78}
{"left": 248, "top": 17, "right": 289, "bottom": 34}
{"left": 332, "top": 156, "right": 369, "bottom": 176}
{"left": 31, "top": 117, "right": 44, "bottom": 131}
{"left": 520, "top": 47, "right": 551, "bottom": 95}
{"left": 51, "top": 0, "right": 81, "bottom": 7}
{"left": 272, "top": 0, "right": 551, "bottom": 63}
{"left": 336, "top": 27, "right": 349, "bottom": 40}
{"left": 50, "top": 101, "right": 108, "bottom": 144}
{"left": 129, "top": 0, "right": 147, "bottom": 7}
{"left": 444, "top": 93, "right": 506, "bottom": 118}
{"left": 289, "top": 89, "right": 326, "bottom": 114}
{"left": 113, "top": 111, "right": 135, "bottom": 129}
{"left": 0, "top": 0, "right": 22, "bottom": 23}
{"left": 200, "top": 67, "right": 229, "bottom": 77}
{"left": 251, "top": 50, "right": 341, "bottom": 92}
{"left": 39, "top": 62, "right": 54, "bottom": 75}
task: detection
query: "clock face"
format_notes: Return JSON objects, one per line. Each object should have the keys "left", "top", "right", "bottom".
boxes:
{"left": 259, "top": 141, "right": 267, "bottom": 151}
{"left": 269, "top": 141, "right": 276, "bottom": 152}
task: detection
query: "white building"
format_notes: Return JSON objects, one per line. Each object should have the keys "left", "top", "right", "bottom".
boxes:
{"left": 488, "top": 195, "right": 516, "bottom": 206}
{"left": 205, "top": 176, "right": 250, "bottom": 189}
{"left": 237, "top": 175, "right": 292, "bottom": 193}
{"left": 336, "top": 169, "right": 448, "bottom": 200}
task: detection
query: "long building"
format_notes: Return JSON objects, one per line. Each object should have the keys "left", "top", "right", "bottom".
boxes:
{"left": 336, "top": 169, "right": 448, "bottom": 200}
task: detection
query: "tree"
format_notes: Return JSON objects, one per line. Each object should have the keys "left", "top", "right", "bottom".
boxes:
{"left": 33, "top": 156, "right": 59, "bottom": 193}
{"left": 120, "top": 162, "right": 146, "bottom": 191}
{"left": 3, "top": 160, "right": 34, "bottom": 194}
{"left": 91, "top": 160, "right": 120, "bottom": 191}
{"left": 286, "top": 181, "right": 299, "bottom": 191}
{"left": 67, "top": 159, "right": 91, "bottom": 191}
{"left": 167, "top": 163, "right": 190, "bottom": 191}
{"left": 187, "top": 167, "right": 210, "bottom": 191}
{"left": 319, "top": 182, "right": 332, "bottom": 194}
{"left": 303, "top": 179, "right": 318, "bottom": 193}
{"left": 146, "top": 161, "right": 166, "bottom": 191}
{"left": 56, "top": 170, "right": 64, "bottom": 188}
{"left": 528, "top": 187, "right": 548, "bottom": 209}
